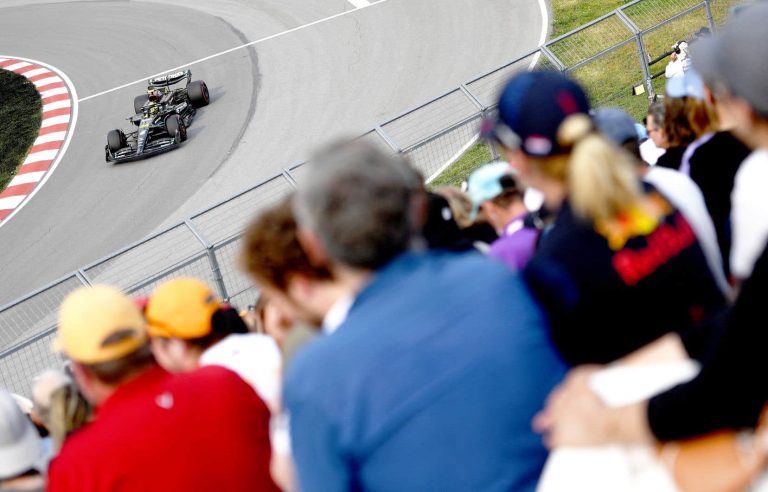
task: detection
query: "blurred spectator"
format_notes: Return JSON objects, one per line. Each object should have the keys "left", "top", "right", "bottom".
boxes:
{"left": 534, "top": 1, "right": 768, "bottom": 451}
{"left": 144, "top": 277, "right": 282, "bottom": 414}
{"left": 657, "top": 72, "right": 717, "bottom": 170}
{"left": 239, "top": 295, "right": 264, "bottom": 333}
{"left": 433, "top": 185, "right": 473, "bottom": 227}
{"left": 682, "top": 83, "right": 752, "bottom": 282}
{"left": 483, "top": 70, "right": 726, "bottom": 366}
{"left": 31, "top": 369, "right": 91, "bottom": 454}
{"left": 0, "top": 389, "right": 46, "bottom": 491}
{"left": 593, "top": 107, "right": 731, "bottom": 297}
{"left": 642, "top": 101, "right": 667, "bottom": 165}
{"left": 284, "top": 139, "right": 566, "bottom": 492}
{"left": 467, "top": 161, "right": 540, "bottom": 270}
{"left": 421, "top": 192, "right": 476, "bottom": 251}
{"left": 242, "top": 196, "right": 341, "bottom": 338}
{"left": 243, "top": 196, "right": 348, "bottom": 492}
{"left": 664, "top": 40, "right": 691, "bottom": 79}
{"left": 433, "top": 185, "right": 498, "bottom": 250}
{"left": 47, "top": 285, "right": 279, "bottom": 492}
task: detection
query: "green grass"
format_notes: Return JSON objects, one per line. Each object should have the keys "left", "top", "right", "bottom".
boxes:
{"left": 551, "top": 0, "right": 628, "bottom": 37}
{"left": 428, "top": 141, "right": 493, "bottom": 189}
{"left": 0, "top": 69, "right": 42, "bottom": 192}
{"left": 433, "top": 0, "right": 743, "bottom": 187}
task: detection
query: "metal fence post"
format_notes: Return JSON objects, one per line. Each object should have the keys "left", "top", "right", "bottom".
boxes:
{"left": 282, "top": 169, "right": 299, "bottom": 189}
{"left": 539, "top": 46, "right": 567, "bottom": 73}
{"left": 704, "top": 0, "right": 715, "bottom": 30}
{"left": 374, "top": 126, "right": 402, "bottom": 153}
{"left": 76, "top": 270, "right": 92, "bottom": 286}
{"left": 184, "top": 219, "right": 229, "bottom": 301}
{"left": 616, "top": 9, "right": 655, "bottom": 101}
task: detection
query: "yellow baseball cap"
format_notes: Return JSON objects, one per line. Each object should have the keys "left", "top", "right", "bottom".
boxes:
{"left": 54, "top": 285, "right": 148, "bottom": 364}
{"left": 145, "top": 277, "right": 219, "bottom": 339}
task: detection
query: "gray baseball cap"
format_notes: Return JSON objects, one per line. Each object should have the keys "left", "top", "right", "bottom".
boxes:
{"left": 0, "top": 389, "right": 45, "bottom": 480}
{"left": 692, "top": 2, "right": 768, "bottom": 116}
{"left": 592, "top": 107, "right": 640, "bottom": 146}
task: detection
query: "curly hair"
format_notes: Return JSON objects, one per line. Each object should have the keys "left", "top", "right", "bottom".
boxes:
{"left": 241, "top": 195, "right": 332, "bottom": 290}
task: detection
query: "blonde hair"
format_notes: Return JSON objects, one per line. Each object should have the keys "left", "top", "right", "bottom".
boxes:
{"left": 47, "top": 381, "right": 92, "bottom": 452}
{"left": 533, "top": 114, "right": 643, "bottom": 224}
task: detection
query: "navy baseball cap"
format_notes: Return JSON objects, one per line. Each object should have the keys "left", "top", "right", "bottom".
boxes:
{"left": 482, "top": 71, "right": 591, "bottom": 157}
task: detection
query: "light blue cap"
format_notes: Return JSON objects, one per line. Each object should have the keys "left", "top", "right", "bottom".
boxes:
{"left": 665, "top": 69, "right": 706, "bottom": 100}
{"left": 466, "top": 161, "right": 515, "bottom": 220}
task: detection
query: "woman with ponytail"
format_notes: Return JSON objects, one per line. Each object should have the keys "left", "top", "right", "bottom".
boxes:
{"left": 483, "top": 70, "right": 726, "bottom": 366}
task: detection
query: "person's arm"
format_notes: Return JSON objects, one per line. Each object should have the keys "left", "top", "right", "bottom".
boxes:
{"left": 533, "top": 366, "right": 655, "bottom": 447}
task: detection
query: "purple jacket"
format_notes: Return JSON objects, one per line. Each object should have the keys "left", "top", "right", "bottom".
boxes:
{"left": 488, "top": 214, "right": 540, "bottom": 271}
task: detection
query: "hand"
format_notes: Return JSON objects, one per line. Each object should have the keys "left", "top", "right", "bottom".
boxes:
{"left": 533, "top": 365, "right": 613, "bottom": 448}
{"left": 670, "top": 52, "right": 678, "bottom": 61}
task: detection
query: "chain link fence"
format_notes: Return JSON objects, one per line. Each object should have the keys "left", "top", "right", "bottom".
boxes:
{"left": 0, "top": 0, "right": 741, "bottom": 396}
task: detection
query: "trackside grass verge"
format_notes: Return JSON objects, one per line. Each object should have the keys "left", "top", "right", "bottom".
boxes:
{"left": 0, "top": 68, "right": 42, "bottom": 192}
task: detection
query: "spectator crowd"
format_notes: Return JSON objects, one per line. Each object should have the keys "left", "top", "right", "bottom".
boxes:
{"left": 2, "top": 4, "right": 768, "bottom": 491}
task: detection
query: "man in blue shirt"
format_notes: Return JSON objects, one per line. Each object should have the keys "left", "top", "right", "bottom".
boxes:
{"left": 284, "top": 140, "right": 567, "bottom": 492}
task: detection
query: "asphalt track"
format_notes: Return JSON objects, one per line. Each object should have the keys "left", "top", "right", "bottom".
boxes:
{"left": 0, "top": 0, "right": 546, "bottom": 306}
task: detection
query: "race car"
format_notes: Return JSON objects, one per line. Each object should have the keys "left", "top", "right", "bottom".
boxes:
{"left": 105, "top": 69, "right": 210, "bottom": 163}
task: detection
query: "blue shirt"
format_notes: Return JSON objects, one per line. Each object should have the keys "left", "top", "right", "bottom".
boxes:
{"left": 284, "top": 251, "right": 566, "bottom": 492}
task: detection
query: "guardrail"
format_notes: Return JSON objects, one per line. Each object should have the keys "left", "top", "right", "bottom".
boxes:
{"left": 0, "top": 0, "right": 738, "bottom": 396}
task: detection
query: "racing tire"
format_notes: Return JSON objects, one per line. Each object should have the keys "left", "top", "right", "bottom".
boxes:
{"left": 133, "top": 94, "right": 149, "bottom": 114}
{"left": 165, "top": 114, "right": 187, "bottom": 143}
{"left": 187, "top": 80, "right": 209, "bottom": 108}
{"left": 107, "top": 129, "right": 126, "bottom": 153}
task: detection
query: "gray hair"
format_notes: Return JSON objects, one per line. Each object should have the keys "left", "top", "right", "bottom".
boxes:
{"left": 647, "top": 101, "right": 665, "bottom": 126}
{"left": 293, "top": 140, "right": 423, "bottom": 270}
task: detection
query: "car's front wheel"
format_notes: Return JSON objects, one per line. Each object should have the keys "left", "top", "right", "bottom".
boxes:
{"left": 165, "top": 114, "right": 187, "bottom": 143}
{"left": 107, "top": 129, "right": 126, "bottom": 153}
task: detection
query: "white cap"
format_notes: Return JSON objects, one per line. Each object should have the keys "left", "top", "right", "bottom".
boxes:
{"left": 0, "top": 389, "right": 45, "bottom": 480}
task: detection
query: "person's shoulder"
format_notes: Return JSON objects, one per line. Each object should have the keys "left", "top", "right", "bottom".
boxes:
{"left": 50, "top": 422, "right": 103, "bottom": 468}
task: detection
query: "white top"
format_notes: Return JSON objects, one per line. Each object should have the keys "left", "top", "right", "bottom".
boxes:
{"left": 536, "top": 361, "right": 700, "bottom": 492}
{"left": 644, "top": 167, "right": 732, "bottom": 296}
{"left": 640, "top": 139, "right": 666, "bottom": 166}
{"left": 321, "top": 294, "right": 354, "bottom": 335}
{"left": 730, "top": 149, "right": 768, "bottom": 280}
{"left": 200, "top": 333, "right": 282, "bottom": 413}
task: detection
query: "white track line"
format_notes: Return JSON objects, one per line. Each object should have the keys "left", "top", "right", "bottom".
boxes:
{"left": 527, "top": 0, "right": 550, "bottom": 70}
{"left": 348, "top": 0, "right": 371, "bottom": 7}
{"left": 79, "top": 0, "right": 390, "bottom": 102}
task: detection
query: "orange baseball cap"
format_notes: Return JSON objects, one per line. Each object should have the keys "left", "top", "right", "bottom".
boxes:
{"left": 145, "top": 277, "right": 220, "bottom": 339}
{"left": 54, "top": 285, "right": 148, "bottom": 364}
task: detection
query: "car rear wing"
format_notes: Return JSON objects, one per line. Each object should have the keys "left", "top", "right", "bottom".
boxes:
{"left": 148, "top": 70, "right": 192, "bottom": 89}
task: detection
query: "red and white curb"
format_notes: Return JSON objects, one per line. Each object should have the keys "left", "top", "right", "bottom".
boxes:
{"left": 0, "top": 56, "right": 77, "bottom": 227}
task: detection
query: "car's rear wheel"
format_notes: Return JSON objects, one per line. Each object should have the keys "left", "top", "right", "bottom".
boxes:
{"left": 134, "top": 94, "right": 149, "bottom": 114}
{"left": 107, "top": 129, "right": 125, "bottom": 153}
{"left": 187, "top": 80, "right": 209, "bottom": 108}
{"left": 165, "top": 114, "right": 187, "bottom": 142}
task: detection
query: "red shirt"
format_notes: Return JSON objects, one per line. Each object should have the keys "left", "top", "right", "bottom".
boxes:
{"left": 48, "top": 364, "right": 280, "bottom": 492}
